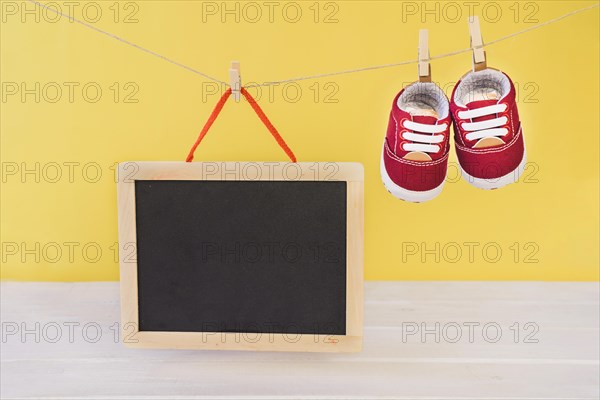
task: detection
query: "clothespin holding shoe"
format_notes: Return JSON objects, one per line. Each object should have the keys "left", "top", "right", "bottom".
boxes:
{"left": 418, "top": 29, "right": 431, "bottom": 82}
{"left": 468, "top": 16, "right": 487, "bottom": 71}
{"left": 229, "top": 61, "right": 241, "bottom": 102}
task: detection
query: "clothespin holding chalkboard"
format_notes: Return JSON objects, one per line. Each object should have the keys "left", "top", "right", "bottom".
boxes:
{"left": 229, "top": 61, "right": 241, "bottom": 102}
{"left": 418, "top": 29, "right": 431, "bottom": 82}
{"left": 186, "top": 60, "right": 297, "bottom": 163}
{"left": 468, "top": 16, "right": 487, "bottom": 71}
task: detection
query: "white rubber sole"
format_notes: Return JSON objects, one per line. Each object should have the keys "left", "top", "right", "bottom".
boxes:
{"left": 459, "top": 148, "right": 527, "bottom": 190}
{"left": 380, "top": 155, "right": 445, "bottom": 203}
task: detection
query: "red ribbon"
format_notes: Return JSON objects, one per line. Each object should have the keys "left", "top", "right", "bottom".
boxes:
{"left": 186, "top": 87, "right": 297, "bottom": 163}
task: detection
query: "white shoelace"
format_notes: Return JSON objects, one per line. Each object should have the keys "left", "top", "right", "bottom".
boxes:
{"left": 401, "top": 120, "right": 447, "bottom": 153}
{"left": 457, "top": 104, "right": 509, "bottom": 141}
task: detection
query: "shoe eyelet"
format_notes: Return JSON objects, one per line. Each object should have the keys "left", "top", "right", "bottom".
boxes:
{"left": 399, "top": 118, "right": 409, "bottom": 130}
{"left": 399, "top": 140, "right": 410, "bottom": 151}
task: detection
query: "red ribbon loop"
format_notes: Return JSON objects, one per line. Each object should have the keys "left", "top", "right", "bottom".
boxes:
{"left": 186, "top": 87, "right": 297, "bottom": 163}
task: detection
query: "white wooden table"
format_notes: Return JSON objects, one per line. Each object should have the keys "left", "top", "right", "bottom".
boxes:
{"left": 1, "top": 281, "right": 598, "bottom": 399}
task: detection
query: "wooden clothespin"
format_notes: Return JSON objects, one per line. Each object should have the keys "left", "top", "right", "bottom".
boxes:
{"left": 418, "top": 29, "right": 431, "bottom": 82}
{"left": 468, "top": 16, "right": 487, "bottom": 71}
{"left": 229, "top": 61, "right": 241, "bottom": 102}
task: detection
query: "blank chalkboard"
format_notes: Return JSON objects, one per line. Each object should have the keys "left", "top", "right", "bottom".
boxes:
{"left": 135, "top": 180, "right": 347, "bottom": 335}
{"left": 117, "top": 162, "right": 363, "bottom": 352}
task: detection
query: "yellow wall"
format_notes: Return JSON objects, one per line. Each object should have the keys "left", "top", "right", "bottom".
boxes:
{"left": 1, "top": 1, "right": 598, "bottom": 281}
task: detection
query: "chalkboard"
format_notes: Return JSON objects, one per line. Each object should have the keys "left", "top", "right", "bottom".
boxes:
{"left": 117, "top": 162, "right": 363, "bottom": 352}
{"left": 135, "top": 180, "right": 347, "bottom": 335}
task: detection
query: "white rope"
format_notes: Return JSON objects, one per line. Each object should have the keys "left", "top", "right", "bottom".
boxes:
{"left": 250, "top": 3, "right": 599, "bottom": 87}
{"left": 26, "top": 0, "right": 229, "bottom": 85}
{"left": 27, "top": 0, "right": 598, "bottom": 88}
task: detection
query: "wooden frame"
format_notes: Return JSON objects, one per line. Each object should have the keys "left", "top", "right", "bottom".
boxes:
{"left": 117, "top": 162, "right": 364, "bottom": 352}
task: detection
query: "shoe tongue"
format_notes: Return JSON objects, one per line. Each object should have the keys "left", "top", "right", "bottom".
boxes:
{"left": 465, "top": 99, "right": 498, "bottom": 122}
{"left": 403, "top": 115, "right": 438, "bottom": 161}
{"left": 411, "top": 115, "right": 438, "bottom": 125}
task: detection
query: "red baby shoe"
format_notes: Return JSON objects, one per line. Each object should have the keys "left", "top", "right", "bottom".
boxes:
{"left": 450, "top": 69, "right": 526, "bottom": 189}
{"left": 381, "top": 82, "right": 451, "bottom": 202}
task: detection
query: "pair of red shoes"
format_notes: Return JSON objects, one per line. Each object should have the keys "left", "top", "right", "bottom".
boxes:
{"left": 381, "top": 69, "right": 526, "bottom": 202}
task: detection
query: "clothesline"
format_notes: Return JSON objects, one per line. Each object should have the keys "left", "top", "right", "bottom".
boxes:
{"left": 27, "top": 0, "right": 599, "bottom": 87}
